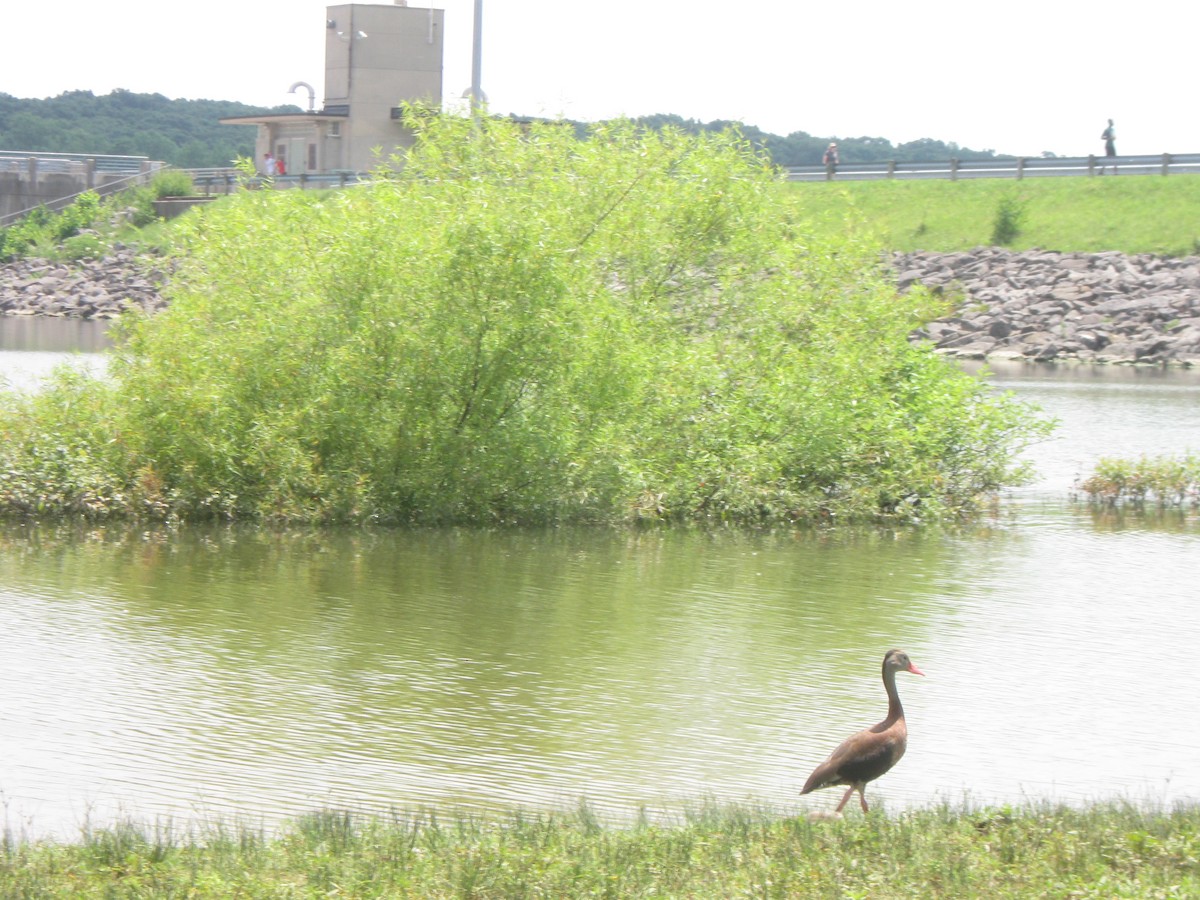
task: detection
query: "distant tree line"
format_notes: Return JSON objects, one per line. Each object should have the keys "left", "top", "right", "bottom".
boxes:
{"left": 0, "top": 90, "right": 1006, "bottom": 169}
{"left": 621, "top": 114, "right": 1008, "bottom": 167}
{"left": 0, "top": 90, "right": 295, "bottom": 168}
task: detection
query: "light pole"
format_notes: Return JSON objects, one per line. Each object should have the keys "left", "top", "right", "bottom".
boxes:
{"left": 466, "top": 0, "right": 485, "bottom": 111}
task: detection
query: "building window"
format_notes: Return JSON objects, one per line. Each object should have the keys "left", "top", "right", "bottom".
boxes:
{"left": 329, "top": 122, "right": 341, "bottom": 138}
{"left": 308, "top": 143, "right": 317, "bottom": 171}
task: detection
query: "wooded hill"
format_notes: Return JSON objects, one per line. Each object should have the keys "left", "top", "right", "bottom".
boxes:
{"left": 0, "top": 90, "right": 293, "bottom": 168}
{"left": 0, "top": 90, "right": 1005, "bottom": 168}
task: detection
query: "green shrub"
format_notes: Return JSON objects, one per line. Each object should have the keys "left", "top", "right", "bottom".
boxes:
{"left": 990, "top": 194, "right": 1027, "bottom": 245}
{"left": 55, "top": 190, "right": 102, "bottom": 239}
{"left": 115, "top": 185, "right": 159, "bottom": 227}
{"left": 0, "top": 368, "right": 136, "bottom": 518}
{"left": 0, "top": 191, "right": 106, "bottom": 261}
{"left": 0, "top": 206, "right": 50, "bottom": 260}
{"left": 60, "top": 232, "right": 105, "bottom": 260}
{"left": 0, "top": 114, "right": 1049, "bottom": 525}
{"left": 150, "top": 169, "right": 196, "bottom": 199}
{"left": 0, "top": 180, "right": 164, "bottom": 262}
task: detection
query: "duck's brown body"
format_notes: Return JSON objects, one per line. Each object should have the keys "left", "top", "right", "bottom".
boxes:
{"left": 801, "top": 649, "right": 924, "bottom": 814}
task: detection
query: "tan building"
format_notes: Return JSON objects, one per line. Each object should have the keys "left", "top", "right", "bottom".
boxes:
{"left": 222, "top": 2, "right": 444, "bottom": 175}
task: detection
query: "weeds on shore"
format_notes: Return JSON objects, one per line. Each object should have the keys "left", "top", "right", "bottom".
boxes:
{"left": 1, "top": 802, "right": 1197, "bottom": 898}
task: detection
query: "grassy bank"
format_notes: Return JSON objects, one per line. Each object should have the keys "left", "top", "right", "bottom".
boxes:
{"left": 789, "top": 175, "right": 1200, "bottom": 257}
{"left": 2, "top": 803, "right": 1197, "bottom": 898}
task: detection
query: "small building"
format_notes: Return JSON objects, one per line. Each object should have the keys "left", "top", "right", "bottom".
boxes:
{"left": 221, "top": 2, "right": 444, "bottom": 176}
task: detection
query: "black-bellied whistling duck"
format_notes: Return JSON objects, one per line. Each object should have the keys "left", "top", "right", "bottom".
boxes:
{"left": 801, "top": 649, "right": 924, "bottom": 815}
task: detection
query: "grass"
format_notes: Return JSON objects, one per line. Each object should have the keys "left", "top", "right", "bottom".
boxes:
{"left": 2, "top": 803, "right": 1197, "bottom": 898}
{"left": 788, "top": 174, "right": 1200, "bottom": 257}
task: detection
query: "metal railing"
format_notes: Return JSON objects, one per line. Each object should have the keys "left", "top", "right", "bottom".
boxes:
{"left": 184, "top": 168, "right": 371, "bottom": 194}
{"left": 787, "top": 153, "right": 1200, "bottom": 182}
{"left": 0, "top": 150, "right": 153, "bottom": 175}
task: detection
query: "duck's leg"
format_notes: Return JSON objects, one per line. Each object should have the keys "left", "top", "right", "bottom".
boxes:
{"left": 858, "top": 788, "right": 870, "bottom": 813}
{"left": 834, "top": 785, "right": 857, "bottom": 814}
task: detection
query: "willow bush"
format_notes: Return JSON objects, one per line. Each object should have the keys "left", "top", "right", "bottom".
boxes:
{"left": 0, "top": 114, "right": 1048, "bottom": 525}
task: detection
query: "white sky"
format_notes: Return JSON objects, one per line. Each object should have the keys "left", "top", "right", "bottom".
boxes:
{"left": 2, "top": 0, "right": 1194, "bottom": 158}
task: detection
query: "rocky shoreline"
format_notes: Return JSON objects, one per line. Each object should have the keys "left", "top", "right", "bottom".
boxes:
{"left": 4, "top": 248, "right": 1200, "bottom": 365}
{"left": 898, "top": 247, "right": 1200, "bottom": 366}
{"left": 0, "top": 251, "right": 169, "bottom": 320}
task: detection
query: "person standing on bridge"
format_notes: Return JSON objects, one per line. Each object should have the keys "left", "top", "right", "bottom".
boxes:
{"left": 1101, "top": 119, "right": 1116, "bottom": 173}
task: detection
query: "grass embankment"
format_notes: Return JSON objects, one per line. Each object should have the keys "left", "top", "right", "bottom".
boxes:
{"left": 3, "top": 804, "right": 1196, "bottom": 898}
{"left": 789, "top": 175, "right": 1200, "bottom": 257}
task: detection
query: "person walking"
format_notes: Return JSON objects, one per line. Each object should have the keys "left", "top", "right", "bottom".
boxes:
{"left": 823, "top": 142, "right": 839, "bottom": 181}
{"left": 1100, "top": 119, "right": 1116, "bottom": 174}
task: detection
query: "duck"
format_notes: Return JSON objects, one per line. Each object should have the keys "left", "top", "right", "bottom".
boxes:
{"left": 801, "top": 648, "right": 924, "bottom": 815}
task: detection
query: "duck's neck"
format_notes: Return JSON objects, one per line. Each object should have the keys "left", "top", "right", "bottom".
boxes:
{"left": 882, "top": 666, "right": 904, "bottom": 727}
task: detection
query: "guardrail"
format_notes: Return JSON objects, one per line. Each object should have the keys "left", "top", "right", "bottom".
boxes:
{"left": 787, "top": 153, "right": 1200, "bottom": 182}
{"left": 0, "top": 150, "right": 152, "bottom": 175}
{"left": 185, "top": 168, "right": 370, "bottom": 194}
{"left": 191, "top": 153, "right": 1200, "bottom": 190}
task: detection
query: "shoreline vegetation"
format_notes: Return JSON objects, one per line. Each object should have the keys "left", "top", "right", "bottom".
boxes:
{"left": 1074, "top": 453, "right": 1200, "bottom": 507}
{"left": 3, "top": 802, "right": 1197, "bottom": 897}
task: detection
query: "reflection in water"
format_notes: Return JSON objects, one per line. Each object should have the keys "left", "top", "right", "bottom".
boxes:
{"left": 0, "top": 317, "right": 112, "bottom": 391}
{"left": 0, "top": 346, "right": 1198, "bottom": 838}
{"left": 0, "top": 317, "right": 113, "bottom": 352}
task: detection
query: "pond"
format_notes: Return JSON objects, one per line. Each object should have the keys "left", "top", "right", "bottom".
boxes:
{"left": 1, "top": 325, "right": 1198, "bottom": 839}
